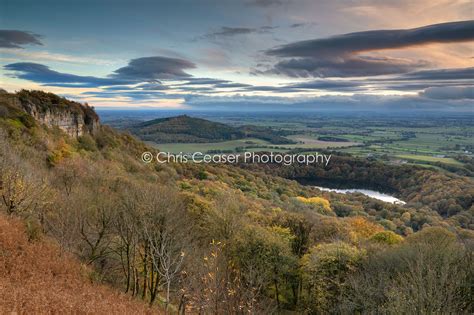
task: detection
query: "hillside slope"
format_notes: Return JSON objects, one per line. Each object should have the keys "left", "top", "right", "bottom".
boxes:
{"left": 0, "top": 90, "right": 472, "bottom": 313}
{"left": 0, "top": 215, "right": 156, "bottom": 314}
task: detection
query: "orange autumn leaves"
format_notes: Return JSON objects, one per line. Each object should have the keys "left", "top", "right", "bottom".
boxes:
{"left": 296, "top": 196, "right": 332, "bottom": 215}
{"left": 297, "top": 195, "right": 403, "bottom": 244}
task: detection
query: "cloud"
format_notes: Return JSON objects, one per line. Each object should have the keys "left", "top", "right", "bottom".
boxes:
{"left": 370, "top": 67, "right": 474, "bottom": 91}
{"left": 82, "top": 90, "right": 183, "bottom": 101}
{"left": 206, "top": 27, "right": 255, "bottom": 37}
{"left": 398, "top": 67, "right": 474, "bottom": 81}
{"left": 0, "top": 48, "right": 115, "bottom": 65}
{"left": 201, "top": 23, "right": 310, "bottom": 41}
{"left": 420, "top": 86, "right": 473, "bottom": 100}
{"left": 246, "top": 0, "right": 283, "bottom": 7}
{"left": 185, "top": 93, "right": 474, "bottom": 112}
{"left": 267, "top": 20, "right": 474, "bottom": 58}
{"left": 263, "top": 56, "right": 428, "bottom": 78}
{"left": 202, "top": 26, "right": 277, "bottom": 39}
{"left": 137, "top": 83, "right": 169, "bottom": 90}
{"left": 240, "top": 79, "right": 364, "bottom": 93}
{"left": 102, "top": 83, "right": 169, "bottom": 91}
{"left": 178, "top": 78, "right": 230, "bottom": 85}
{"left": 379, "top": 82, "right": 468, "bottom": 91}
{"left": 0, "top": 30, "right": 43, "bottom": 48}
{"left": 288, "top": 79, "right": 363, "bottom": 91}
{"left": 214, "top": 82, "right": 251, "bottom": 88}
{"left": 4, "top": 63, "right": 129, "bottom": 87}
{"left": 290, "top": 23, "right": 306, "bottom": 28}
{"left": 5, "top": 56, "right": 196, "bottom": 88}
{"left": 288, "top": 23, "right": 317, "bottom": 29}
{"left": 111, "top": 56, "right": 195, "bottom": 80}
{"left": 175, "top": 86, "right": 219, "bottom": 93}
{"left": 263, "top": 20, "right": 474, "bottom": 77}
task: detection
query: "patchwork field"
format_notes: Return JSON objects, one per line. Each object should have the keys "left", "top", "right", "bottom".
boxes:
{"left": 109, "top": 112, "right": 472, "bottom": 173}
{"left": 151, "top": 134, "right": 360, "bottom": 154}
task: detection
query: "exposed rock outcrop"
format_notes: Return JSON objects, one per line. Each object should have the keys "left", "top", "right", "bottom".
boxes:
{"left": 1, "top": 90, "right": 99, "bottom": 137}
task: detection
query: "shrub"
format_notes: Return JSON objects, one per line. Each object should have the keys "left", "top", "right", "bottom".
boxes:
{"left": 297, "top": 196, "right": 332, "bottom": 214}
{"left": 47, "top": 141, "right": 74, "bottom": 166}
{"left": 19, "top": 114, "right": 36, "bottom": 128}
{"left": 77, "top": 134, "right": 97, "bottom": 151}
{"left": 197, "top": 170, "right": 208, "bottom": 180}
{"left": 95, "top": 127, "right": 119, "bottom": 149}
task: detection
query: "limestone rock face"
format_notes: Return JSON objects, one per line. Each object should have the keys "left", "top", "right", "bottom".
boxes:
{"left": 21, "top": 100, "right": 98, "bottom": 137}
{"left": 16, "top": 90, "right": 100, "bottom": 138}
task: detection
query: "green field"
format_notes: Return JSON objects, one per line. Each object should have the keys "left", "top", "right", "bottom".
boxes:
{"left": 286, "top": 135, "right": 360, "bottom": 148}
{"left": 395, "top": 154, "right": 464, "bottom": 166}
{"left": 149, "top": 138, "right": 271, "bottom": 153}
{"left": 149, "top": 134, "right": 360, "bottom": 154}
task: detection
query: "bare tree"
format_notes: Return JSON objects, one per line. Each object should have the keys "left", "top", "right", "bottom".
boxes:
{"left": 140, "top": 185, "right": 189, "bottom": 312}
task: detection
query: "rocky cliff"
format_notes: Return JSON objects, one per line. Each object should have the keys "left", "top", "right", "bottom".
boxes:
{"left": 0, "top": 89, "right": 99, "bottom": 137}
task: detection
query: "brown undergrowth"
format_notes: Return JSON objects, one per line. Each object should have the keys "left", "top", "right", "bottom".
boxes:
{"left": 0, "top": 214, "right": 157, "bottom": 314}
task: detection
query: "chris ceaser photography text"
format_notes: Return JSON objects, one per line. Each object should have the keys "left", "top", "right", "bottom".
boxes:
{"left": 141, "top": 151, "right": 332, "bottom": 166}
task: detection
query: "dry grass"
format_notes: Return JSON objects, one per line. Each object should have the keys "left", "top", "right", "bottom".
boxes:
{"left": 0, "top": 215, "right": 158, "bottom": 314}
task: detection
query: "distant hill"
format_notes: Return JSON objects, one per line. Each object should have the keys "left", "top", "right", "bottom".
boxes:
{"left": 129, "top": 114, "right": 295, "bottom": 144}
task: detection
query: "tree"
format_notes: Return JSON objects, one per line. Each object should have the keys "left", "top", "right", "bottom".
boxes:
{"left": 301, "top": 242, "right": 364, "bottom": 313}
{"left": 230, "top": 225, "right": 296, "bottom": 312}
{"left": 139, "top": 185, "right": 190, "bottom": 311}
{"left": 343, "top": 227, "right": 473, "bottom": 314}
{"left": 0, "top": 135, "right": 49, "bottom": 216}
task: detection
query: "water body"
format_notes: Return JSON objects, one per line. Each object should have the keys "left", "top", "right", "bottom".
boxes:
{"left": 314, "top": 186, "right": 406, "bottom": 205}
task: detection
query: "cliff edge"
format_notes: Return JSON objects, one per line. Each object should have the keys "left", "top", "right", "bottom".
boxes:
{"left": 0, "top": 89, "right": 99, "bottom": 137}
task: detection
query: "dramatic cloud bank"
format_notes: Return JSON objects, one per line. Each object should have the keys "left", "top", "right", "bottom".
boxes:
{"left": 112, "top": 57, "right": 196, "bottom": 80}
{"left": 1, "top": 5, "right": 472, "bottom": 112}
{"left": 4, "top": 63, "right": 129, "bottom": 87}
{"left": 263, "top": 20, "right": 474, "bottom": 77}
{"left": 5, "top": 56, "right": 196, "bottom": 88}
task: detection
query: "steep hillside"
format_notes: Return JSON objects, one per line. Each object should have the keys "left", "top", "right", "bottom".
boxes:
{"left": 0, "top": 215, "right": 155, "bottom": 314}
{"left": 0, "top": 90, "right": 472, "bottom": 313}
{"left": 129, "top": 114, "right": 294, "bottom": 144}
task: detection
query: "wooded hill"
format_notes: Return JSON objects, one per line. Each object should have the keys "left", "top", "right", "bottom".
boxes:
{"left": 129, "top": 114, "right": 295, "bottom": 144}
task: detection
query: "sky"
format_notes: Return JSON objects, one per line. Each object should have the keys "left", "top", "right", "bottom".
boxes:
{"left": 0, "top": 0, "right": 473, "bottom": 111}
